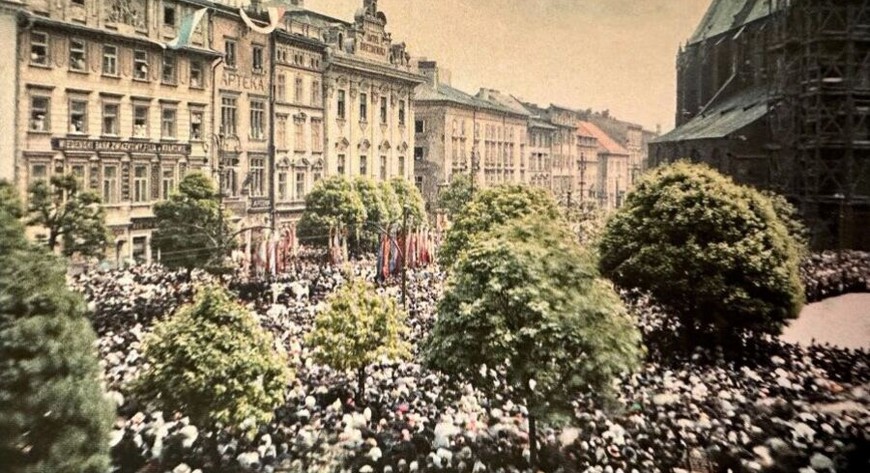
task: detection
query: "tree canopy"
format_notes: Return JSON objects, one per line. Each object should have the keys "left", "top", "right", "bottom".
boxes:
{"left": 151, "top": 173, "right": 231, "bottom": 274}
{"left": 598, "top": 162, "right": 805, "bottom": 345}
{"left": 438, "top": 184, "right": 563, "bottom": 268}
{"left": 134, "top": 285, "right": 291, "bottom": 432}
{"left": 388, "top": 178, "right": 427, "bottom": 227}
{"left": 352, "top": 177, "right": 388, "bottom": 251}
{"left": 26, "top": 174, "right": 109, "bottom": 259}
{"left": 437, "top": 174, "right": 473, "bottom": 221}
{"left": 298, "top": 177, "right": 366, "bottom": 247}
{"left": 0, "top": 180, "right": 114, "bottom": 473}
{"left": 306, "top": 278, "right": 411, "bottom": 402}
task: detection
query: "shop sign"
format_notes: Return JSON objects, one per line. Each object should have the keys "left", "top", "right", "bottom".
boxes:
{"left": 52, "top": 138, "right": 190, "bottom": 155}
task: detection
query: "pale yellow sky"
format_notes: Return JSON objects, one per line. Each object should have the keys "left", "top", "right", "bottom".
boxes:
{"left": 310, "top": 0, "right": 712, "bottom": 131}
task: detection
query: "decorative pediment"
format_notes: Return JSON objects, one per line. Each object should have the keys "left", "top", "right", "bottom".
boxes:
{"left": 379, "top": 140, "right": 391, "bottom": 152}
{"left": 358, "top": 139, "right": 371, "bottom": 152}
{"left": 278, "top": 156, "right": 292, "bottom": 169}
{"left": 293, "top": 157, "right": 311, "bottom": 169}
{"left": 335, "top": 137, "right": 350, "bottom": 151}
{"left": 312, "top": 158, "right": 324, "bottom": 169}
{"left": 397, "top": 141, "right": 409, "bottom": 153}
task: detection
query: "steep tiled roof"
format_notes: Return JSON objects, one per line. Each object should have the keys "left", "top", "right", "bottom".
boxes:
{"left": 415, "top": 83, "right": 524, "bottom": 116}
{"left": 578, "top": 121, "right": 630, "bottom": 156}
{"left": 651, "top": 87, "right": 768, "bottom": 143}
{"left": 688, "top": 0, "right": 780, "bottom": 45}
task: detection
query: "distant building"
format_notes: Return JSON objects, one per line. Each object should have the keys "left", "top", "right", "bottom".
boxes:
{"left": 651, "top": 0, "right": 870, "bottom": 250}
{"left": 578, "top": 121, "right": 631, "bottom": 209}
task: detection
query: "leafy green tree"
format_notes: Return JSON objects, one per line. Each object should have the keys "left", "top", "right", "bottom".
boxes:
{"left": 438, "top": 184, "right": 563, "bottom": 268}
{"left": 151, "top": 173, "right": 231, "bottom": 275}
{"left": 388, "top": 178, "right": 427, "bottom": 227}
{"left": 0, "top": 180, "right": 114, "bottom": 473}
{"left": 306, "top": 278, "right": 411, "bottom": 403}
{"left": 134, "top": 285, "right": 290, "bottom": 433}
{"left": 437, "top": 174, "right": 473, "bottom": 221}
{"left": 598, "top": 162, "right": 805, "bottom": 348}
{"left": 352, "top": 177, "right": 388, "bottom": 252}
{"left": 26, "top": 174, "right": 109, "bottom": 258}
{"left": 298, "top": 177, "right": 366, "bottom": 248}
{"left": 762, "top": 190, "right": 809, "bottom": 253}
{"left": 423, "top": 216, "right": 642, "bottom": 467}
{"left": 379, "top": 181, "right": 401, "bottom": 226}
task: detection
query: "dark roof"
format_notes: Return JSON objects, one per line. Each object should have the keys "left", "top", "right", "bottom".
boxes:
{"left": 578, "top": 121, "right": 630, "bottom": 156}
{"left": 652, "top": 87, "right": 768, "bottom": 143}
{"left": 285, "top": 9, "right": 352, "bottom": 28}
{"left": 688, "top": 0, "right": 779, "bottom": 45}
{"left": 415, "top": 83, "right": 524, "bottom": 116}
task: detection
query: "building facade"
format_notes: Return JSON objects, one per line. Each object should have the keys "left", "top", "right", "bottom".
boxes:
{"left": 13, "top": 0, "right": 220, "bottom": 263}
{"left": 579, "top": 121, "right": 631, "bottom": 209}
{"left": 413, "top": 61, "right": 528, "bottom": 206}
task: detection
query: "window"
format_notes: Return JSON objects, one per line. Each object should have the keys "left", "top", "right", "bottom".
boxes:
{"left": 276, "top": 116, "right": 287, "bottom": 149}
{"left": 295, "top": 75, "right": 303, "bottom": 103}
{"left": 359, "top": 155, "right": 367, "bottom": 176}
{"left": 399, "top": 100, "right": 406, "bottom": 126}
{"left": 103, "top": 165, "right": 119, "bottom": 204}
{"left": 69, "top": 100, "right": 87, "bottom": 134}
{"left": 398, "top": 156, "right": 405, "bottom": 177}
{"left": 163, "top": 5, "right": 176, "bottom": 26}
{"left": 161, "top": 167, "right": 176, "bottom": 200}
{"left": 250, "top": 157, "right": 264, "bottom": 196}
{"left": 252, "top": 45, "right": 264, "bottom": 72}
{"left": 250, "top": 100, "right": 265, "bottom": 139}
{"left": 414, "top": 146, "right": 424, "bottom": 161}
{"left": 190, "top": 61, "right": 203, "bottom": 88}
{"left": 133, "top": 165, "right": 149, "bottom": 203}
{"left": 276, "top": 74, "right": 286, "bottom": 101}
{"left": 222, "top": 169, "right": 237, "bottom": 197}
{"left": 132, "top": 236, "right": 147, "bottom": 263}
{"left": 30, "top": 96, "right": 50, "bottom": 132}
{"left": 294, "top": 118, "right": 305, "bottom": 151}
{"left": 278, "top": 172, "right": 288, "bottom": 201}
{"left": 380, "top": 97, "right": 388, "bottom": 124}
{"left": 190, "top": 110, "right": 203, "bottom": 140}
{"left": 303, "top": 117, "right": 319, "bottom": 153}
{"left": 30, "top": 163, "right": 48, "bottom": 185}
{"left": 337, "top": 154, "right": 346, "bottom": 175}
{"left": 30, "top": 31, "right": 48, "bottom": 66}
{"left": 415, "top": 175, "right": 423, "bottom": 193}
{"left": 295, "top": 172, "right": 305, "bottom": 199}
{"left": 133, "top": 105, "right": 149, "bottom": 138}
{"left": 415, "top": 119, "right": 424, "bottom": 133}
{"left": 133, "top": 50, "right": 149, "bottom": 80}
{"left": 311, "top": 80, "right": 321, "bottom": 105}
{"left": 162, "top": 53, "right": 176, "bottom": 84}
{"left": 70, "top": 164, "right": 86, "bottom": 186}
{"left": 337, "top": 90, "right": 346, "bottom": 119}
{"left": 161, "top": 107, "right": 177, "bottom": 139}
{"left": 221, "top": 97, "right": 237, "bottom": 136}
{"left": 225, "top": 39, "right": 237, "bottom": 67}
{"left": 69, "top": 38, "right": 87, "bottom": 71}
{"left": 380, "top": 155, "right": 387, "bottom": 181}
{"left": 102, "top": 45, "right": 118, "bottom": 76}
{"left": 359, "top": 93, "right": 367, "bottom": 122}
{"left": 102, "top": 103, "right": 119, "bottom": 135}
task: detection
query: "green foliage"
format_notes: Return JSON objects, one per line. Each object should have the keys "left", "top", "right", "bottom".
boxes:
{"left": 379, "top": 181, "right": 402, "bottom": 225}
{"left": 134, "top": 285, "right": 290, "bottom": 432}
{"left": 26, "top": 174, "right": 110, "bottom": 258}
{"left": 438, "top": 184, "right": 564, "bottom": 268}
{"left": 151, "top": 173, "right": 231, "bottom": 274}
{"left": 352, "top": 177, "right": 388, "bottom": 251}
{"left": 388, "top": 178, "right": 427, "bottom": 227}
{"left": 598, "top": 162, "right": 805, "bottom": 343}
{"left": 298, "top": 177, "right": 366, "bottom": 247}
{"left": 762, "top": 190, "right": 810, "bottom": 252}
{"left": 306, "top": 278, "right": 411, "bottom": 399}
{"left": 437, "top": 174, "right": 473, "bottom": 220}
{"left": 423, "top": 216, "right": 642, "bottom": 422}
{"left": 563, "top": 202, "right": 610, "bottom": 251}
{"left": 0, "top": 181, "right": 114, "bottom": 473}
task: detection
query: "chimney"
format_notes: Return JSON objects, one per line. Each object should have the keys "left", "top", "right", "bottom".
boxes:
{"left": 417, "top": 60, "right": 440, "bottom": 87}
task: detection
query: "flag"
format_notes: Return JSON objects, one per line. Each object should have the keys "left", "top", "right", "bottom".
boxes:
{"left": 240, "top": 1, "right": 290, "bottom": 35}
{"left": 167, "top": 8, "right": 208, "bottom": 50}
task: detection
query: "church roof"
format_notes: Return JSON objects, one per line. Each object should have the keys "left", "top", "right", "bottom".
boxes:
{"left": 651, "top": 87, "right": 768, "bottom": 143}
{"left": 688, "top": 0, "right": 780, "bottom": 45}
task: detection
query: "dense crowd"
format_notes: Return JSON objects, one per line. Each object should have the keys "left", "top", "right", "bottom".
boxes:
{"left": 801, "top": 251, "right": 870, "bottom": 302}
{"left": 68, "top": 252, "right": 870, "bottom": 473}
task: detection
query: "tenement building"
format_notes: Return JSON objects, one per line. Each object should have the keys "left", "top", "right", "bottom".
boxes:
{"left": 651, "top": 0, "right": 870, "bottom": 250}
{"left": 285, "top": 0, "right": 422, "bottom": 187}
{"left": 414, "top": 61, "right": 529, "bottom": 206}
{"left": 10, "top": 0, "right": 220, "bottom": 263}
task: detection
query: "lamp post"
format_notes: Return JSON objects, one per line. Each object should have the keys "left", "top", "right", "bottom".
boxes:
{"left": 209, "top": 132, "right": 241, "bottom": 256}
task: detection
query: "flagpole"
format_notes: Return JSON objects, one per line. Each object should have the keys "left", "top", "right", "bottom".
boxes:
{"left": 269, "top": 28, "right": 277, "bottom": 233}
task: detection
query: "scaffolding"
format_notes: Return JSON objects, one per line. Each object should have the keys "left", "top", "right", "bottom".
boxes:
{"left": 768, "top": 0, "right": 870, "bottom": 250}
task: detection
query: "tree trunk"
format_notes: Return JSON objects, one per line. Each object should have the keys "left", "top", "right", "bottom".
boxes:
{"left": 529, "top": 414, "right": 538, "bottom": 469}
{"left": 47, "top": 230, "right": 58, "bottom": 251}
{"left": 356, "top": 367, "right": 366, "bottom": 405}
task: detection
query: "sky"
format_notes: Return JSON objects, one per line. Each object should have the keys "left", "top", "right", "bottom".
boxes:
{"left": 306, "top": 0, "right": 712, "bottom": 132}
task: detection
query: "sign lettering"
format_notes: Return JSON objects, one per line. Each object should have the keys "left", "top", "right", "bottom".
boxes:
{"left": 222, "top": 70, "right": 267, "bottom": 92}
{"left": 51, "top": 138, "right": 191, "bottom": 155}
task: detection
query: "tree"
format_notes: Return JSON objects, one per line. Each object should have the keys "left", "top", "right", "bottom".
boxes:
{"left": 306, "top": 278, "right": 411, "bottom": 404}
{"left": 151, "top": 173, "right": 231, "bottom": 275}
{"left": 26, "top": 174, "right": 109, "bottom": 258}
{"left": 762, "top": 190, "right": 810, "bottom": 253}
{"left": 438, "top": 184, "right": 563, "bottom": 268}
{"left": 437, "top": 174, "right": 473, "bottom": 221}
{"left": 298, "top": 177, "right": 366, "bottom": 248}
{"left": 0, "top": 180, "right": 114, "bottom": 473}
{"left": 352, "top": 177, "right": 388, "bottom": 252}
{"left": 388, "top": 178, "right": 427, "bottom": 227}
{"left": 379, "top": 181, "right": 401, "bottom": 226}
{"left": 598, "top": 162, "right": 805, "bottom": 348}
{"left": 134, "top": 285, "right": 290, "bottom": 433}
{"left": 423, "top": 216, "right": 642, "bottom": 467}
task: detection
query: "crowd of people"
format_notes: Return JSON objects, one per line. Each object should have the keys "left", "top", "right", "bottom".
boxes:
{"left": 68, "top": 251, "right": 870, "bottom": 473}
